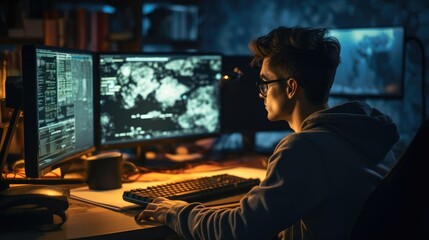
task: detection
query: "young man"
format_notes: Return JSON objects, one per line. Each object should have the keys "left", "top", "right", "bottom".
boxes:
{"left": 136, "top": 27, "right": 399, "bottom": 240}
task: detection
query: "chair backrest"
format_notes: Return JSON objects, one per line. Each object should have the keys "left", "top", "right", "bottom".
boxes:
{"left": 349, "top": 119, "right": 429, "bottom": 240}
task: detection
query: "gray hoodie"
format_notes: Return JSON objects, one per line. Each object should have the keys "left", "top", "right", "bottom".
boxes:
{"left": 163, "top": 101, "right": 399, "bottom": 240}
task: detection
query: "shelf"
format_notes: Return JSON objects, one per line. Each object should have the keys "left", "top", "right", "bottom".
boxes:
{"left": 143, "top": 38, "right": 198, "bottom": 45}
{"left": 0, "top": 37, "right": 44, "bottom": 45}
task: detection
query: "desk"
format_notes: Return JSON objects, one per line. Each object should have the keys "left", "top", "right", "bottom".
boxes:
{"left": 1, "top": 198, "right": 178, "bottom": 240}
{"left": 0, "top": 158, "right": 267, "bottom": 240}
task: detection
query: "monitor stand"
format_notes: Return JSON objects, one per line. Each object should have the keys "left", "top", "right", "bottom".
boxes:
{"left": 134, "top": 143, "right": 206, "bottom": 171}
{"left": 241, "top": 131, "right": 256, "bottom": 152}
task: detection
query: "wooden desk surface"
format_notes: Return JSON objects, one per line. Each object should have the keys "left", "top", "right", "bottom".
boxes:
{"left": 1, "top": 198, "right": 179, "bottom": 240}
{"left": 0, "top": 155, "right": 267, "bottom": 239}
{"left": 1, "top": 194, "right": 254, "bottom": 239}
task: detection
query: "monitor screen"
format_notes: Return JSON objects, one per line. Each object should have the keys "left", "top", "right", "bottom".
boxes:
{"left": 22, "top": 45, "right": 95, "bottom": 178}
{"left": 329, "top": 26, "right": 405, "bottom": 98}
{"left": 96, "top": 53, "right": 222, "bottom": 149}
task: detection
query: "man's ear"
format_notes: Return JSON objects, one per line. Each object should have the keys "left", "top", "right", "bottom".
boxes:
{"left": 286, "top": 78, "right": 300, "bottom": 98}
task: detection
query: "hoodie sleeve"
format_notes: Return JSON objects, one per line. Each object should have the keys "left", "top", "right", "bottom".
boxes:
{"left": 162, "top": 134, "right": 328, "bottom": 240}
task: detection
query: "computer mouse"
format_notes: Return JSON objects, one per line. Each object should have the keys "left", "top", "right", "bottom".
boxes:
{"left": 0, "top": 185, "right": 69, "bottom": 211}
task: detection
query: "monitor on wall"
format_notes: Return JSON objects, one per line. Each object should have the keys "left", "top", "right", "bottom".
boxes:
{"left": 96, "top": 52, "right": 222, "bottom": 150}
{"left": 22, "top": 45, "right": 96, "bottom": 178}
{"left": 329, "top": 26, "right": 405, "bottom": 99}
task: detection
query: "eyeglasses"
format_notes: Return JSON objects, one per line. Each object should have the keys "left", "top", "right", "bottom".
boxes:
{"left": 256, "top": 77, "right": 291, "bottom": 96}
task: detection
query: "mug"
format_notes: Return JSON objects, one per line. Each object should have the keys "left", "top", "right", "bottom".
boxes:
{"left": 82, "top": 151, "right": 123, "bottom": 190}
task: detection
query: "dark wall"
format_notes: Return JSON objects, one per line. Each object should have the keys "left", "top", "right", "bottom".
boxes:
{"left": 201, "top": 0, "right": 429, "bottom": 154}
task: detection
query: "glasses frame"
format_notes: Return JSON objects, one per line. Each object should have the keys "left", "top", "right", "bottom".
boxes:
{"left": 256, "top": 77, "right": 291, "bottom": 96}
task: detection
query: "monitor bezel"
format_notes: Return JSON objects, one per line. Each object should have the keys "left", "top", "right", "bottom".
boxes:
{"left": 22, "top": 45, "right": 96, "bottom": 178}
{"left": 95, "top": 51, "right": 223, "bottom": 150}
{"left": 329, "top": 25, "right": 406, "bottom": 99}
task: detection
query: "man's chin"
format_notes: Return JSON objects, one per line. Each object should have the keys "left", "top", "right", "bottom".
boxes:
{"left": 267, "top": 114, "right": 279, "bottom": 121}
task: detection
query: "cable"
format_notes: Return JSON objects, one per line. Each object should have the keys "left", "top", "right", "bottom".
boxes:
{"left": 405, "top": 36, "right": 426, "bottom": 123}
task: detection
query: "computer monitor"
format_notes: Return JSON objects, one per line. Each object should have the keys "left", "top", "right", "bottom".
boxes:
{"left": 329, "top": 26, "right": 405, "bottom": 99}
{"left": 96, "top": 52, "right": 222, "bottom": 150}
{"left": 22, "top": 45, "right": 95, "bottom": 178}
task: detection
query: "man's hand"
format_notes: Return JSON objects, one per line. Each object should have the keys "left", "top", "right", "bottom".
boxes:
{"left": 136, "top": 197, "right": 188, "bottom": 223}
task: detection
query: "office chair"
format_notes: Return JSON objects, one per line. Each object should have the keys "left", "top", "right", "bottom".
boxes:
{"left": 348, "top": 119, "right": 429, "bottom": 240}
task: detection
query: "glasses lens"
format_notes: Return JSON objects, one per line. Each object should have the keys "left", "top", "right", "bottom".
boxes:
{"left": 258, "top": 84, "right": 266, "bottom": 95}
{"left": 262, "top": 84, "right": 267, "bottom": 95}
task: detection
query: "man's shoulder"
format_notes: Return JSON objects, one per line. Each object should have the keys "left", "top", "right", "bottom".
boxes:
{"left": 277, "top": 131, "right": 321, "bottom": 149}
{"left": 274, "top": 130, "right": 338, "bottom": 154}
{"left": 280, "top": 130, "right": 331, "bottom": 144}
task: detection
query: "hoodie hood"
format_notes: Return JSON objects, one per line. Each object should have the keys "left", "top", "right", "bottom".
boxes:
{"left": 301, "top": 101, "right": 399, "bottom": 161}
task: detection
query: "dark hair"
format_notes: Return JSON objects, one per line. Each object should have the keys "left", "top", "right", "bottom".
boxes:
{"left": 249, "top": 26, "right": 341, "bottom": 104}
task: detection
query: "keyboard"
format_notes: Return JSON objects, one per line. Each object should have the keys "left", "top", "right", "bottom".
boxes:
{"left": 123, "top": 174, "right": 260, "bottom": 207}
